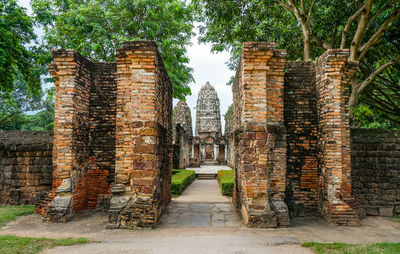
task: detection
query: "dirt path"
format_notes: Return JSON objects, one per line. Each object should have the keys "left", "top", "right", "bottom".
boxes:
{"left": 1, "top": 212, "right": 399, "bottom": 254}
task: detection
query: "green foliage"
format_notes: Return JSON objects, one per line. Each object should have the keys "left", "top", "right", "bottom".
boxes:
{"left": 195, "top": 0, "right": 400, "bottom": 127}
{"left": 0, "top": 205, "right": 35, "bottom": 228}
{"left": 171, "top": 169, "right": 195, "bottom": 195}
{"left": 0, "top": 0, "right": 41, "bottom": 95}
{"left": 32, "top": 0, "right": 195, "bottom": 100}
{"left": 0, "top": 235, "right": 88, "bottom": 254}
{"left": 302, "top": 241, "right": 400, "bottom": 254}
{"left": 217, "top": 170, "right": 234, "bottom": 196}
{"left": 224, "top": 105, "right": 233, "bottom": 121}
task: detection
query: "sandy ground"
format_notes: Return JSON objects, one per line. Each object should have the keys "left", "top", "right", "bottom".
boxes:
{"left": 1, "top": 180, "right": 398, "bottom": 253}
{"left": 1, "top": 212, "right": 399, "bottom": 254}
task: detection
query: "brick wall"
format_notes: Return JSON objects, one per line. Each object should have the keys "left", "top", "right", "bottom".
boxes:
{"left": 38, "top": 50, "right": 117, "bottom": 222}
{"left": 316, "top": 50, "right": 362, "bottom": 225}
{"left": 108, "top": 41, "right": 172, "bottom": 228}
{"left": 284, "top": 62, "right": 319, "bottom": 216}
{"left": 0, "top": 131, "right": 53, "bottom": 205}
{"left": 233, "top": 42, "right": 289, "bottom": 228}
{"left": 351, "top": 129, "right": 400, "bottom": 217}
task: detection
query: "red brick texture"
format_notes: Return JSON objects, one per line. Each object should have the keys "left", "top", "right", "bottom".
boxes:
{"left": 39, "top": 41, "right": 172, "bottom": 227}
{"left": 284, "top": 62, "right": 319, "bottom": 216}
{"left": 232, "top": 42, "right": 289, "bottom": 227}
{"left": 232, "top": 43, "right": 364, "bottom": 227}
{"left": 108, "top": 41, "right": 172, "bottom": 228}
{"left": 316, "top": 49, "right": 363, "bottom": 225}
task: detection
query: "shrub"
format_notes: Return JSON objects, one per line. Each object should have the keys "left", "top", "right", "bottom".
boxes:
{"left": 217, "top": 170, "right": 234, "bottom": 196}
{"left": 171, "top": 170, "right": 195, "bottom": 195}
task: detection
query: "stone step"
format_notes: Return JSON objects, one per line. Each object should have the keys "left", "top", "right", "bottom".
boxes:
{"left": 196, "top": 173, "right": 217, "bottom": 180}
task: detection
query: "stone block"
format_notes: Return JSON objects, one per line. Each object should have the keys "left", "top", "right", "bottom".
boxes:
{"left": 379, "top": 207, "right": 394, "bottom": 217}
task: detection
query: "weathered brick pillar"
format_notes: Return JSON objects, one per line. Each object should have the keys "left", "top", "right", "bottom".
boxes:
{"left": 108, "top": 41, "right": 172, "bottom": 228}
{"left": 316, "top": 49, "right": 361, "bottom": 225}
{"left": 233, "top": 42, "right": 289, "bottom": 227}
{"left": 41, "top": 50, "right": 92, "bottom": 221}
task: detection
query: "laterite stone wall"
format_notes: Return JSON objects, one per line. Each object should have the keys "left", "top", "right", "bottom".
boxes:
{"left": 0, "top": 131, "right": 53, "bottom": 205}
{"left": 351, "top": 129, "right": 400, "bottom": 217}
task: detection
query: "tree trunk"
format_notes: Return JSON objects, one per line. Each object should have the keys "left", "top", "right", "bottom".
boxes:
{"left": 349, "top": 76, "right": 360, "bottom": 123}
{"left": 302, "top": 26, "right": 311, "bottom": 61}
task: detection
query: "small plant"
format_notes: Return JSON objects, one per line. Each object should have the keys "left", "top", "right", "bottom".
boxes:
{"left": 217, "top": 170, "right": 234, "bottom": 196}
{"left": 171, "top": 169, "right": 195, "bottom": 195}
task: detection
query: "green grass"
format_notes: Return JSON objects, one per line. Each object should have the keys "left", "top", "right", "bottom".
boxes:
{"left": 391, "top": 215, "right": 400, "bottom": 223}
{"left": 217, "top": 170, "right": 234, "bottom": 196}
{"left": 171, "top": 169, "right": 195, "bottom": 195}
{"left": 0, "top": 235, "right": 88, "bottom": 254}
{"left": 302, "top": 242, "right": 400, "bottom": 254}
{"left": 0, "top": 205, "right": 35, "bottom": 228}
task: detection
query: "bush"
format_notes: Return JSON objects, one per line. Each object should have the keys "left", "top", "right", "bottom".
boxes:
{"left": 171, "top": 170, "right": 195, "bottom": 195}
{"left": 217, "top": 170, "right": 234, "bottom": 196}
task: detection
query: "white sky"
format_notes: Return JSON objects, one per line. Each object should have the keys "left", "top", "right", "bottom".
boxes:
{"left": 18, "top": 0, "right": 234, "bottom": 133}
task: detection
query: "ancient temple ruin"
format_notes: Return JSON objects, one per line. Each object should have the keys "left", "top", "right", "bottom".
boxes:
{"left": 1, "top": 40, "right": 396, "bottom": 229}
{"left": 172, "top": 101, "right": 193, "bottom": 169}
{"left": 193, "top": 82, "right": 226, "bottom": 165}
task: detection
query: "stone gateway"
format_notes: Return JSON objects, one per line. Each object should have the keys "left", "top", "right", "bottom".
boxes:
{"left": 0, "top": 40, "right": 393, "bottom": 228}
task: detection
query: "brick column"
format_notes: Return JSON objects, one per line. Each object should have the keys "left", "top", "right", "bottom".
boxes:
{"left": 233, "top": 42, "right": 289, "bottom": 227}
{"left": 42, "top": 50, "right": 92, "bottom": 221}
{"left": 108, "top": 41, "right": 172, "bottom": 228}
{"left": 316, "top": 49, "right": 361, "bottom": 225}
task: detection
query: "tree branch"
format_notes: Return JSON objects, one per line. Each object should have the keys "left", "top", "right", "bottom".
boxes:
{"left": 271, "top": 0, "right": 293, "bottom": 12}
{"left": 349, "top": 0, "right": 374, "bottom": 61}
{"left": 358, "top": 8, "right": 400, "bottom": 59}
{"left": 366, "top": 0, "right": 396, "bottom": 31}
{"left": 340, "top": 2, "right": 366, "bottom": 49}
{"left": 307, "top": 0, "right": 317, "bottom": 24}
{"left": 357, "top": 56, "right": 400, "bottom": 94}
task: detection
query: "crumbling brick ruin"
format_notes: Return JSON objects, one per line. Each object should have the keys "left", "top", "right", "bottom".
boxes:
{"left": 34, "top": 41, "right": 172, "bottom": 228}
{"left": 230, "top": 42, "right": 363, "bottom": 227}
{"left": 1, "top": 40, "right": 399, "bottom": 228}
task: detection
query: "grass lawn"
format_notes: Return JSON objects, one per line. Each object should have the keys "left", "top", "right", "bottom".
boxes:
{"left": 302, "top": 242, "right": 400, "bottom": 254}
{"left": 0, "top": 235, "right": 88, "bottom": 254}
{"left": 0, "top": 205, "right": 89, "bottom": 253}
{"left": 0, "top": 205, "right": 35, "bottom": 228}
{"left": 392, "top": 215, "right": 400, "bottom": 223}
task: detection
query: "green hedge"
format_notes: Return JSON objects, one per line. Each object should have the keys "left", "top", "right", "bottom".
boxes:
{"left": 171, "top": 169, "right": 195, "bottom": 195}
{"left": 217, "top": 170, "right": 234, "bottom": 196}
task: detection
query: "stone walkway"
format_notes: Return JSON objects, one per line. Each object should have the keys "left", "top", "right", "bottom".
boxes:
{"left": 158, "top": 179, "right": 242, "bottom": 228}
{"left": 174, "top": 179, "right": 231, "bottom": 203}
{"left": 186, "top": 165, "right": 232, "bottom": 174}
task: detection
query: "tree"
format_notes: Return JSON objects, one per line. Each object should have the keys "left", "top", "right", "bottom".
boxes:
{"left": 32, "top": 0, "right": 195, "bottom": 100}
{"left": 195, "top": 0, "right": 400, "bottom": 125}
{"left": 0, "top": 0, "right": 41, "bottom": 95}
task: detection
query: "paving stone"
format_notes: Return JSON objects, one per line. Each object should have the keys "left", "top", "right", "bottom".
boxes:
{"left": 192, "top": 214, "right": 211, "bottom": 227}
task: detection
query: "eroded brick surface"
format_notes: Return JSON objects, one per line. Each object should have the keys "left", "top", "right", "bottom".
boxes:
{"left": 0, "top": 131, "right": 53, "bottom": 205}
{"left": 232, "top": 42, "right": 289, "bottom": 228}
{"left": 351, "top": 129, "right": 400, "bottom": 217}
